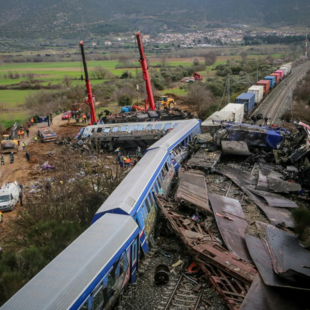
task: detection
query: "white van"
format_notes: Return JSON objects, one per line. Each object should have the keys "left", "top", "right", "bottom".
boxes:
{"left": 0, "top": 182, "right": 21, "bottom": 211}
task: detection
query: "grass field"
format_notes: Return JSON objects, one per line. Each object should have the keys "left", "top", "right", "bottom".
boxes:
{"left": 0, "top": 53, "right": 284, "bottom": 128}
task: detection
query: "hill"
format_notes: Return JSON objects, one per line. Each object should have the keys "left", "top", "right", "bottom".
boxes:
{"left": 0, "top": 0, "right": 309, "bottom": 39}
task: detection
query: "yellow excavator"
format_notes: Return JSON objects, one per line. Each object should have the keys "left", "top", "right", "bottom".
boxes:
{"left": 1, "top": 123, "right": 18, "bottom": 153}
{"left": 156, "top": 96, "right": 176, "bottom": 110}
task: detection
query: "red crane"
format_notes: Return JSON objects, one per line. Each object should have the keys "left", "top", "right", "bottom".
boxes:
{"left": 135, "top": 31, "right": 156, "bottom": 111}
{"left": 79, "top": 41, "right": 97, "bottom": 125}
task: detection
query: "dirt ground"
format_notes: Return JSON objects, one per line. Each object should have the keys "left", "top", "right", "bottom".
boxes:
{"left": 0, "top": 114, "right": 87, "bottom": 224}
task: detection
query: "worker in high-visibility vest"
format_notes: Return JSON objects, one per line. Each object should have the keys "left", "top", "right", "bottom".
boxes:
{"left": 0, "top": 211, "right": 3, "bottom": 223}
{"left": 125, "top": 157, "right": 131, "bottom": 168}
{"left": 31, "top": 118, "right": 34, "bottom": 126}
{"left": 34, "top": 135, "right": 38, "bottom": 143}
{"left": 17, "top": 130, "right": 21, "bottom": 139}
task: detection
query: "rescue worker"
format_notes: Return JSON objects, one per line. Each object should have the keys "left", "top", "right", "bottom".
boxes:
{"left": 19, "top": 192, "right": 23, "bottom": 206}
{"left": 17, "top": 130, "right": 21, "bottom": 139}
{"left": 34, "top": 135, "right": 38, "bottom": 143}
{"left": 0, "top": 154, "right": 4, "bottom": 165}
{"left": 10, "top": 152, "right": 14, "bottom": 164}
{"left": 21, "top": 130, "right": 24, "bottom": 138}
{"left": 26, "top": 129, "right": 29, "bottom": 137}
{"left": 26, "top": 151, "right": 30, "bottom": 162}
{"left": 136, "top": 146, "right": 141, "bottom": 157}
{"left": 0, "top": 211, "right": 3, "bottom": 223}
{"left": 31, "top": 118, "right": 34, "bottom": 126}
{"left": 27, "top": 121, "right": 31, "bottom": 127}
{"left": 264, "top": 117, "right": 268, "bottom": 125}
{"left": 125, "top": 157, "right": 131, "bottom": 168}
{"left": 82, "top": 114, "right": 86, "bottom": 123}
{"left": 87, "top": 113, "right": 91, "bottom": 121}
{"left": 251, "top": 115, "right": 257, "bottom": 124}
{"left": 50, "top": 113, "right": 53, "bottom": 125}
{"left": 22, "top": 142, "right": 26, "bottom": 151}
{"left": 119, "top": 157, "right": 124, "bottom": 169}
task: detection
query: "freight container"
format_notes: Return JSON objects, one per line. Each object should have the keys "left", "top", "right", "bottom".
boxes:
{"left": 270, "top": 72, "right": 281, "bottom": 83}
{"left": 235, "top": 93, "right": 255, "bottom": 114}
{"left": 221, "top": 103, "right": 244, "bottom": 123}
{"left": 279, "top": 66, "right": 288, "bottom": 76}
{"left": 247, "top": 85, "right": 264, "bottom": 103}
{"left": 201, "top": 110, "right": 234, "bottom": 133}
{"left": 275, "top": 70, "right": 284, "bottom": 80}
{"left": 257, "top": 80, "right": 270, "bottom": 95}
{"left": 264, "top": 76, "right": 276, "bottom": 88}
{"left": 282, "top": 63, "right": 292, "bottom": 74}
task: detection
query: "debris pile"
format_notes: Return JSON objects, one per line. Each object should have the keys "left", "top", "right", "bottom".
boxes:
{"left": 154, "top": 121, "right": 310, "bottom": 309}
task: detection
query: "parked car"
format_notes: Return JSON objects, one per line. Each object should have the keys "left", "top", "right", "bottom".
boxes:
{"left": 61, "top": 111, "right": 71, "bottom": 120}
{"left": 0, "top": 182, "right": 21, "bottom": 211}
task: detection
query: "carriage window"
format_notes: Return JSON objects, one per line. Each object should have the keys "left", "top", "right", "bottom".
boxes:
{"left": 146, "top": 125, "right": 153, "bottom": 130}
{"left": 155, "top": 124, "right": 162, "bottom": 130}
{"left": 112, "top": 127, "right": 118, "bottom": 132}
{"left": 164, "top": 123, "right": 171, "bottom": 130}
{"left": 104, "top": 127, "right": 110, "bottom": 133}
{"left": 92, "top": 285, "right": 104, "bottom": 310}
{"left": 173, "top": 123, "right": 178, "bottom": 128}
{"left": 145, "top": 198, "right": 151, "bottom": 213}
{"left": 143, "top": 203, "right": 148, "bottom": 215}
{"left": 129, "top": 126, "right": 135, "bottom": 132}
{"left": 91, "top": 129, "right": 95, "bottom": 133}
{"left": 97, "top": 128, "right": 102, "bottom": 133}
{"left": 79, "top": 299, "right": 89, "bottom": 310}
{"left": 121, "top": 126, "right": 128, "bottom": 131}
{"left": 137, "top": 125, "right": 144, "bottom": 131}
{"left": 148, "top": 192, "right": 154, "bottom": 205}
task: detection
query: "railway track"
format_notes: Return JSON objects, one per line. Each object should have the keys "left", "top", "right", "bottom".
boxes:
{"left": 254, "top": 63, "right": 310, "bottom": 124}
{"left": 156, "top": 274, "right": 205, "bottom": 310}
{"left": 265, "top": 64, "right": 310, "bottom": 123}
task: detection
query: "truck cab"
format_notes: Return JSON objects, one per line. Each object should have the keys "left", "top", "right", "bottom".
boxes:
{"left": 0, "top": 182, "right": 21, "bottom": 211}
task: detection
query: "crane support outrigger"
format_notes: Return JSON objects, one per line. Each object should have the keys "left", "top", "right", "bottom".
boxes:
{"left": 135, "top": 31, "right": 156, "bottom": 111}
{"left": 79, "top": 41, "right": 97, "bottom": 125}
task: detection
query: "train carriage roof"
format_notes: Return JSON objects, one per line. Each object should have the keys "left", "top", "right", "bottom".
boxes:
{"left": 93, "top": 147, "right": 168, "bottom": 221}
{"left": 1, "top": 214, "right": 138, "bottom": 310}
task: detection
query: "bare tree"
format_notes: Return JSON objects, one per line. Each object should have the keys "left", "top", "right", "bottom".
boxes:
{"left": 204, "top": 51, "right": 217, "bottom": 66}
{"left": 185, "top": 84, "right": 214, "bottom": 119}
{"left": 63, "top": 75, "right": 72, "bottom": 88}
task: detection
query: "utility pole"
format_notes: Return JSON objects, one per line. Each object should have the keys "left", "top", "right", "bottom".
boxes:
{"left": 227, "top": 73, "right": 230, "bottom": 104}
{"left": 306, "top": 29, "right": 308, "bottom": 59}
{"left": 256, "top": 59, "right": 259, "bottom": 82}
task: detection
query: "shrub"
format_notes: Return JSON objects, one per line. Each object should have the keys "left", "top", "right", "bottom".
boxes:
{"left": 118, "top": 94, "right": 133, "bottom": 106}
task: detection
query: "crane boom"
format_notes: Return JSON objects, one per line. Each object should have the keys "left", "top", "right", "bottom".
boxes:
{"left": 79, "top": 41, "right": 96, "bottom": 125}
{"left": 135, "top": 32, "right": 156, "bottom": 111}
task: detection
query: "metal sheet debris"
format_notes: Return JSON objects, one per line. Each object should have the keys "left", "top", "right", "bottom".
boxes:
{"left": 240, "top": 274, "right": 309, "bottom": 310}
{"left": 241, "top": 187, "right": 294, "bottom": 228}
{"left": 209, "top": 193, "right": 252, "bottom": 262}
{"left": 175, "top": 170, "right": 211, "bottom": 213}
{"left": 155, "top": 194, "right": 257, "bottom": 285}
{"left": 268, "top": 177, "right": 301, "bottom": 193}
{"left": 264, "top": 225, "right": 310, "bottom": 283}
{"left": 245, "top": 234, "right": 310, "bottom": 290}
{"left": 245, "top": 186, "right": 298, "bottom": 208}
{"left": 221, "top": 141, "right": 251, "bottom": 156}
{"left": 256, "top": 169, "right": 268, "bottom": 191}
{"left": 187, "top": 150, "right": 221, "bottom": 171}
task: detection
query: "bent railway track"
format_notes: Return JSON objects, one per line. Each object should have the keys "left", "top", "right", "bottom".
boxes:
{"left": 254, "top": 62, "right": 310, "bottom": 124}
{"left": 156, "top": 274, "right": 204, "bottom": 310}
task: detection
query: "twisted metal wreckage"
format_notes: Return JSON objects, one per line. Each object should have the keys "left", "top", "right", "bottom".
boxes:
{"left": 154, "top": 120, "right": 310, "bottom": 310}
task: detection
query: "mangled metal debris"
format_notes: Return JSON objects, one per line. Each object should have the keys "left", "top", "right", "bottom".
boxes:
{"left": 240, "top": 274, "right": 309, "bottom": 310}
{"left": 196, "top": 260, "right": 248, "bottom": 310}
{"left": 209, "top": 193, "right": 252, "bottom": 262}
{"left": 187, "top": 150, "right": 221, "bottom": 172}
{"left": 175, "top": 170, "right": 211, "bottom": 213}
{"left": 221, "top": 141, "right": 251, "bottom": 156}
{"left": 156, "top": 194, "right": 257, "bottom": 285}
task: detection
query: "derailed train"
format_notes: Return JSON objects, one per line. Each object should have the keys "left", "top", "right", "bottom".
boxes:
{"left": 1, "top": 119, "right": 201, "bottom": 310}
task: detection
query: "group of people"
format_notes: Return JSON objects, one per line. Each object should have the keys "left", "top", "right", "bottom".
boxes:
{"left": 73, "top": 112, "right": 91, "bottom": 123}
{"left": 251, "top": 115, "right": 270, "bottom": 125}
{"left": 115, "top": 146, "right": 143, "bottom": 169}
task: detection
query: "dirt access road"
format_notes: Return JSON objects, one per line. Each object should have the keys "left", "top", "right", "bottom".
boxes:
{"left": 0, "top": 114, "right": 84, "bottom": 224}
